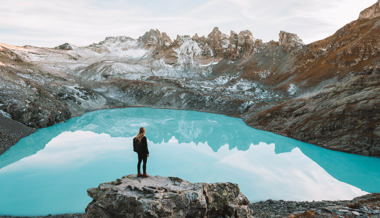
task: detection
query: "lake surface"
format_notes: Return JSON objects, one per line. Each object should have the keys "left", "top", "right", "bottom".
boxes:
{"left": 0, "top": 108, "right": 379, "bottom": 216}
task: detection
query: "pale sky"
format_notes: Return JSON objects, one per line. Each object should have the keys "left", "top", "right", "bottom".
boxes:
{"left": 0, "top": 0, "right": 376, "bottom": 47}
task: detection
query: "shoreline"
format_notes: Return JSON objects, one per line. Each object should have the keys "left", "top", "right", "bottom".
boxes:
{"left": 1, "top": 193, "right": 379, "bottom": 218}
{"left": 1, "top": 105, "right": 378, "bottom": 158}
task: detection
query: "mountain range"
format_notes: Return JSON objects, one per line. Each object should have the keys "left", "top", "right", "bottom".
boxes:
{"left": 0, "top": 0, "right": 379, "bottom": 156}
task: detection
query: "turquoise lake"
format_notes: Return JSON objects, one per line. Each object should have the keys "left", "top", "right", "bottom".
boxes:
{"left": 0, "top": 107, "right": 379, "bottom": 216}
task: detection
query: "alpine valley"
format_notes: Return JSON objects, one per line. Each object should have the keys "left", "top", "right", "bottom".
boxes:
{"left": 1, "top": 1, "right": 380, "bottom": 157}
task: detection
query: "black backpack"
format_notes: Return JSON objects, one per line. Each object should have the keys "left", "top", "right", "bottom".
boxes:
{"left": 133, "top": 138, "right": 138, "bottom": 152}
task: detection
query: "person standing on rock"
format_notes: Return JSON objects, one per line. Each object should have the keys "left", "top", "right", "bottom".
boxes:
{"left": 133, "top": 127, "right": 150, "bottom": 177}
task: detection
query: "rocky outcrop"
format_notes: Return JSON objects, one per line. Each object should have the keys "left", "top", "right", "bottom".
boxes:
{"left": 251, "top": 193, "right": 380, "bottom": 217}
{"left": 359, "top": 0, "right": 380, "bottom": 19}
{"left": 138, "top": 29, "right": 172, "bottom": 50}
{"left": 206, "top": 27, "right": 229, "bottom": 58}
{"left": 55, "top": 43, "right": 73, "bottom": 50}
{"left": 85, "top": 175, "right": 251, "bottom": 218}
{"left": 244, "top": 69, "right": 380, "bottom": 157}
{"left": 225, "top": 30, "right": 255, "bottom": 60}
{"left": 204, "top": 27, "right": 255, "bottom": 60}
{"left": 278, "top": 31, "right": 303, "bottom": 51}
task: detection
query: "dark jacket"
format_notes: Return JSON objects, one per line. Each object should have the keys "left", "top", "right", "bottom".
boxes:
{"left": 133, "top": 136, "right": 149, "bottom": 155}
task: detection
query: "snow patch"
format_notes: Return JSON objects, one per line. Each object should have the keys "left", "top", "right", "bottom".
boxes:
{"left": 82, "top": 61, "right": 149, "bottom": 81}
{"left": 227, "top": 79, "right": 256, "bottom": 92}
{"left": 122, "top": 48, "right": 148, "bottom": 58}
{"left": 175, "top": 37, "right": 202, "bottom": 66}
{"left": 257, "top": 70, "right": 271, "bottom": 79}
{"left": 222, "top": 39, "right": 230, "bottom": 49}
{"left": 86, "top": 37, "right": 149, "bottom": 59}
{"left": 150, "top": 58, "right": 212, "bottom": 79}
{"left": 288, "top": 83, "right": 297, "bottom": 95}
{"left": 0, "top": 110, "right": 11, "bottom": 119}
{"left": 200, "top": 61, "right": 218, "bottom": 67}
{"left": 214, "top": 75, "right": 232, "bottom": 85}
{"left": 239, "top": 101, "right": 254, "bottom": 112}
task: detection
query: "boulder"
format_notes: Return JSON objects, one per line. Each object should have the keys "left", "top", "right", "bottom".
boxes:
{"left": 85, "top": 175, "right": 251, "bottom": 218}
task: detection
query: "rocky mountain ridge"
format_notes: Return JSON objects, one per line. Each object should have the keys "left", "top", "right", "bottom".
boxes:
{"left": 0, "top": 2, "right": 379, "bottom": 156}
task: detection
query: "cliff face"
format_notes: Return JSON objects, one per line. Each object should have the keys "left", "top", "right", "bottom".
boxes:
{"left": 0, "top": 3, "right": 379, "bottom": 156}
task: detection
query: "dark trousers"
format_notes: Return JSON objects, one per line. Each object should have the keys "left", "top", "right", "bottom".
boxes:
{"left": 137, "top": 153, "right": 147, "bottom": 173}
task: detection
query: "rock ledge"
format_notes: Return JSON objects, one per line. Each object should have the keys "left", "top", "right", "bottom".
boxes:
{"left": 85, "top": 175, "right": 251, "bottom": 218}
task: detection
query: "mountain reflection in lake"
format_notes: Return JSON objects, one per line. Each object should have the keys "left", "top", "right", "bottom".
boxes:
{"left": 0, "top": 108, "right": 379, "bottom": 216}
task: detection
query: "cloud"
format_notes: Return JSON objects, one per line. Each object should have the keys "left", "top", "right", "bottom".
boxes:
{"left": 0, "top": 0, "right": 376, "bottom": 46}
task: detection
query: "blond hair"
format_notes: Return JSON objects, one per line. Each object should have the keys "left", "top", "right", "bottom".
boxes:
{"left": 136, "top": 127, "right": 145, "bottom": 142}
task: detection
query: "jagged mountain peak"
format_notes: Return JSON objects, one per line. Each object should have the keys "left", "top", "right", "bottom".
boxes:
{"left": 278, "top": 31, "right": 304, "bottom": 51}
{"left": 82, "top": 36, "right": 139, "bottom": 55}
{"left": 1, "top": 7, "right": 380, "bottom": 157}
{"left": 359, "top": 0, "right": 380, "bottom": 19}
{"left": 70, "top": 1, "right": 378, "bottom": 52}
{"left": 208, "top": 27, "right": 221, "bottom": 35}
{"left": 90, "top": 36, "right": 136, "bottom": 47}
{"left": 207, "top": 27, "right": 228, "bottom": 40}
{"left": 138, "top": 29, "right": 172, "bottom": 49}
{"left": 192, "top": 33, "right": 200, "bottom": 40}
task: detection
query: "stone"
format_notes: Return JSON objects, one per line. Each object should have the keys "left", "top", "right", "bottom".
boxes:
{"left": 55, "top": 43, "right": 73, "bottom": 50}
{"left": 85, "top": 175, "right": 251, "bottom": 218}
